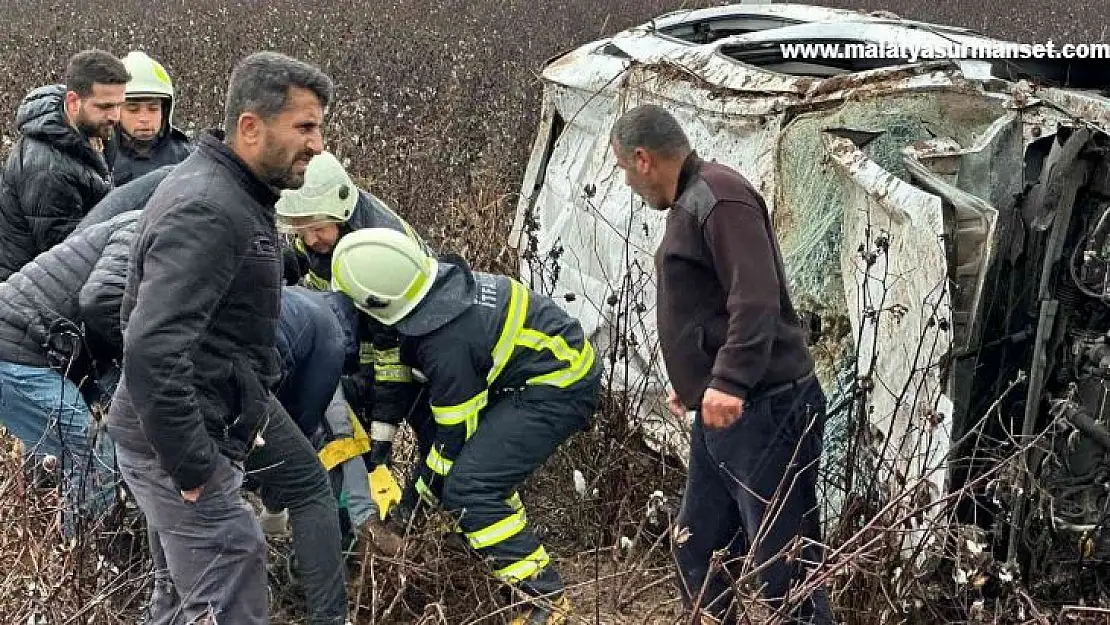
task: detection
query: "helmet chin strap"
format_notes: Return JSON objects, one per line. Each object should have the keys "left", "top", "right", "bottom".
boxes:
{"left": 363, "top": 293, "right": 391, "bottom": 309}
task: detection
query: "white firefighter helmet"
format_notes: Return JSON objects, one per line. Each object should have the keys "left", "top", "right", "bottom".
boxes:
{"left": 275, "top": 151, "right": 358, "bottom": 231}
{"left": 121, "top": 51, "right": 175, "bottom": 123}
{"left": 330, "top": 227, "right": 438, "bottom": 326}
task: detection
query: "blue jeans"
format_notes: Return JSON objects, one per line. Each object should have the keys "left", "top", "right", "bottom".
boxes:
{"left": 276, "top": 288, "right": 347, "bottom": 437}
{"left": 0, "top": 360, "right": 119, "bottom": 536}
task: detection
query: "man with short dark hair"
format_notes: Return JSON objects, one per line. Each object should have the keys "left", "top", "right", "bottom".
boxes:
{"left": 105, "top": 51, "right": 341, "bottom": 624}
{"left": 0, "top": 48, "right": 129, "bottom": 280}
{"left": 611, "top": 104, "right": 833, "bottom": 624}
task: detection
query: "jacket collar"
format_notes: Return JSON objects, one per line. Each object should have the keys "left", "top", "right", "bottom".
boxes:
{"left": 116, "top": 127, "right": 159, "bottom": 160}
{"left": 17, "top": 84, "right": 111, "bottom": 177}
{"left": 396, "top": 253, "right": 475, "bottom": 337}
{"left": 674, "top": 150, "right": 702, "bottom": 203}
{"left": 196, "top": 129, "right": 281, "bottom": 208}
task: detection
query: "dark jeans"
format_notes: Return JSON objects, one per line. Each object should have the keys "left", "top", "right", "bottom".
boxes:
{"left": 120, "top": 397, "right": 348, "bottom": 625}
{"left": 674, "top": 376, "right": 833, "bottom": 624}
{"left": 246, "top": 396, "right": 348, "bottom": 625}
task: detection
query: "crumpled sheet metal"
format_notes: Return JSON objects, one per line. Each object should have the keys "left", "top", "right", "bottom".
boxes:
{"left": 510, "top": 36, "right": 1110, "bottom": 511}
{"left": 824, "top": 133, "right": 954, "bottom": 512}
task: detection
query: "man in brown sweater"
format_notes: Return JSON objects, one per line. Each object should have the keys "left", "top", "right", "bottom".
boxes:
{"left": 611, "top": 104, "right": 832, "bottom": 624}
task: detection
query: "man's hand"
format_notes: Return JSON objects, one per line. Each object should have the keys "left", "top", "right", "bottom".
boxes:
{"left": 701, "top": 388, "right": 744, "bottom": 429}
{"left": 667, "top": 389, "right": 685, "bottom": 418}
{"left": 181, "top": 486, "right": 203, "bottom": 502}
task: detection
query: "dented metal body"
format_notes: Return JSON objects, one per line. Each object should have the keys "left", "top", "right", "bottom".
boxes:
{"left": 511, "top": 2, "right": 1110, "bottom": 587}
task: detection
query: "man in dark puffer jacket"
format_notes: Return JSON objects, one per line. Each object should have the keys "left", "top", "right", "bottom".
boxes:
{"left": 0, "top": 210, "right": 138, "bottom": 539}
{"left": 0, "top": 50, "right": 130, "bottom": 280}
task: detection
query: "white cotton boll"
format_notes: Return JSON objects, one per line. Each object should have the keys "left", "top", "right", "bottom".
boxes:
{"left": 573, "top": 469, "right": 587, "bottom": 498}
{"left": 620, "top": 536, "right": 633, "bottom": 551}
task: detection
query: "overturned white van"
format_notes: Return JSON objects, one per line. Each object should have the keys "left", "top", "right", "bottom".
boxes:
{"left": 510, "top": 2, "right": 1110, "bottom": 580}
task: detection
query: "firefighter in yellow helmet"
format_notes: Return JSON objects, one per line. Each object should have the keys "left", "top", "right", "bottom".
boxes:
{"left": 331, "top": 227, "right": 602, "bottom": 625}
{"left": 276, "top": 151, "right": 433, "bottom": 545}
{"left": 111, "top": 51, "right": 192, "bottom": 186}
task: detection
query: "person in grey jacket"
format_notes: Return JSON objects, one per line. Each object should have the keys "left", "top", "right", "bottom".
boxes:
{"left": 0, "top": 211, "right": 137, "bottom": 539}
{"left": 72, "top": 165, "right": 174, "bottom": 236}
{"left": 104, "top": 52, "right": 342, "bottom": 624}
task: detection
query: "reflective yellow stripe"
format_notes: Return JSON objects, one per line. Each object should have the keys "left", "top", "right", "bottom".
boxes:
{"left": 432, "top": 392, "right": 487, "bottom": 424}
{"left": 293, "top": 237, "right": 307, "bottom": 254}
{"left": 316, "top": 406, "right": 371, "bottom": 470}
{"left": 516, "top": 329, "right": 579, "bottom": 362}
{"left": 494, "top": 545, "right": 550, "bottom": 583}
{"left": 415, "top": 476, "right": 439, "bottom": 506}
{"left": 426, "top": 447, "right": 454, "bottom": 476}
{"left": 432, "top": 391, "right": 486, "bottom": 439}
{"left": 305, "top": 270, "right": 330, "bottom": 291}
{"left": 527, "top": 340, "right": 596, "bottom": 388}
{"left": 515, "top": 324, "right": 596, "bottom": 388}
{"left": 403, "top": 257, "right": 434, "bottom": 301}
{"left": 466, "top": 509, "right": 527, "bottom": 550}
{"left": 375, "top": 364, "right": 413, "bottom": 383}
{"left": 373, "top": 347, "right": 402, "bottom": 364}
{"left": 487, "top": 280, "right": 528, "bottom": 385}
{"left": 484, "top": 279, "right": 595, "bottom": 390}
{"left": 506, "top": 492, "right": 523, "bottom": 512}
{"left": 359, "top": 342, "right": 375, "bottom": 366}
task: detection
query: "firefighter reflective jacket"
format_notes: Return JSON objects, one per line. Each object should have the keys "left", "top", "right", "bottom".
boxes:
{"left": 395, "top": 256, "right": 602, "bottom": 506}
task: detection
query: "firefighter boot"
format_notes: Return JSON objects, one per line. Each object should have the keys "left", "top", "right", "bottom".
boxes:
{"left": 510, "top": 594, "right": 572, "bottom": 625}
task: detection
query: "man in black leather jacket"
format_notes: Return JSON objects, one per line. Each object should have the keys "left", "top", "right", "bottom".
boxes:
{"left": 104, "top": 52, "right": 342, "bottom": 625}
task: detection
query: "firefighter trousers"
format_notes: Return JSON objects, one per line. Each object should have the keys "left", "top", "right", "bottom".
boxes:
{"left": 437, "top": 381, "right": 599, "bottom": 597}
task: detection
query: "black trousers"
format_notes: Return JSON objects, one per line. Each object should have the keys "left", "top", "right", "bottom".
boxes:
{"left": 673, "top": 376, "right": 833, "bottom": 624}
{"left": 248, "top": 397, "right": 348, "bottom": 625}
